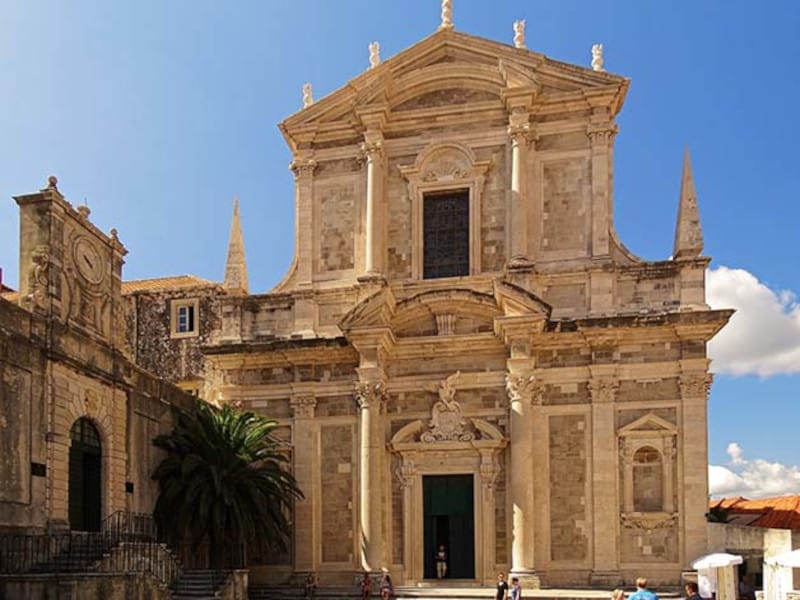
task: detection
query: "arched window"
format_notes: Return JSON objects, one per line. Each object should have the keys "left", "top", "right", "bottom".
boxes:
{"left": 632, "top": 446, "right": 663, "bottom": 512}
{"left": 69, "top": 418, "right": 102, "bottom": 531}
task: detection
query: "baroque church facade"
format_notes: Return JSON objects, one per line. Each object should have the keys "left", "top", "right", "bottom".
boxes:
{"left": 0, "top": 6, "right": 731, "bottom": 590}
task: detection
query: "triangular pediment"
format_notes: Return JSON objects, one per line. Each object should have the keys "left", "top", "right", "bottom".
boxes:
{"left": 618, "top": 413, "right": 678, "bottom": 436}
{"left": 280, "top": 29, "right": 629, "bottom": 149}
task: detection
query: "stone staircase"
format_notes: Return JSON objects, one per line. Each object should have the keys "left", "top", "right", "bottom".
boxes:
{"left": 172, "top": 569, "right": 230, "bottom": 599}
{"left": 247, "top": 585, "right": 639, "bottom": 600}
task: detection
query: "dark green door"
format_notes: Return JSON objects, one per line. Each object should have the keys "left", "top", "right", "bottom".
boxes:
{"left": 423, "top": 474, "right": 475, "bottom": 579}
{"left": 68, "top": 418, "right": 102, "bottom": 532}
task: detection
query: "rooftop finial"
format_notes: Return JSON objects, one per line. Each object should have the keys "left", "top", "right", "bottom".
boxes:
{"left": 513, "top": 20, "right": 526, "bottom": 49}
{"left": 302, "top": 83, "right": 313, "bottom": 108}
{"left": 591, "top": 43, "right": 605, "bottom": 72}
{"left": 439, "top": 0, "right": 453, "bottom": 30}
{"left": 369, "top": 41, "right": 380, "bottom": 69}
{"left": 46, "top": 175, "right": 58, "bottom": 191}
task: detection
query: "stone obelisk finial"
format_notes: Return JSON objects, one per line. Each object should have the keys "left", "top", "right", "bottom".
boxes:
{"left": 302, "top": 83, "right": 313, "bottom": 108}
{"left": 439, "top": 0, "right": 453, "bottom": 30}
{"left": 224, "top": 197, "right": 249, "bottom": 293}
{"left": 513, "top": 20, "right": 526, "bottom": 49}
{"left": 591, "top": 43, "right": 605, "bottom": 72}
{"left": 369, "top": 41, "right": 380, "bottom": 69}
{"left": 673, "top": 148, "right": 704, "bottom": 260}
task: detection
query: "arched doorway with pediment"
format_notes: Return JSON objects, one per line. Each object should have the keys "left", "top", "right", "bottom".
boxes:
{"left": 390, "top": 411, "right": 506, "bottom": 585}
{"left": 68, "top": 417, "right": 103, "bottom": 532}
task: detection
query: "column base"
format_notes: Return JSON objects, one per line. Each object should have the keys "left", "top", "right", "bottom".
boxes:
{"left": 506, "top": 257, "right": 535, "bottom": 271}
{"left": 352, "top": 570, "right": 386, "bottom": 590}
{"left": 590, "top": 569, "right": 623, "bottom": 587}
{"left": 508, "top": 570, "right": 540, "bottom": 590}
{"left": 356, "top": 272, "right": 387, "bottom": 285}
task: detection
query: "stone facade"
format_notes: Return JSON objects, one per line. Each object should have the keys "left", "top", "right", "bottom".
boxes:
{"left": 193, "top": 27, "right": 731, "bottom": 588}
{"left": 0, "top": 182, "right": 194, "bottom": 534}
{"left": 0, "top": 19, "right": 732, "bottom": 591}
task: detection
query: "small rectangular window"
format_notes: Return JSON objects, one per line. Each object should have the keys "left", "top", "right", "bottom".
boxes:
{"left": 171, "top": 299, "right": 199, "bottom": 337}
{"left": 423, "top": 189, "right": 470, "bottom": 279}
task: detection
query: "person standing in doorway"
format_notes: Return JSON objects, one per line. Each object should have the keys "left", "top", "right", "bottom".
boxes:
{"left": 629, "top": 578, "right": 659, "bottom": 600}
{"left": 435, "top": 544, "right": 448, "bottom": 579}
{"left": 495, "top": 572, "right": 509, "bottom": 600}
{"left": 510, "top": 576, "right": 522, "bottom": 600}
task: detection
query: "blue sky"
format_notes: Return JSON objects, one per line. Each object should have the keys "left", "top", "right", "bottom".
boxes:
{"left": 1, "top": 1, "right": 799, "bottom": 497}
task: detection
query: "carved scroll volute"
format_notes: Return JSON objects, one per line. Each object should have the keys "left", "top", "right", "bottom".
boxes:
{"left": 679, "top": 373, "right": 713, "bottom": 399}
{"left": 291, "top": 396, "right": 317, "bottom": 419}
{"left": 505, "top": 372, "right": 543, "bottom": 406}
{"left": 479, "top": 451, "right": 501, "bottom": 491}
{"left": 588, "top": 377, "right": 619, "bottom": 404}
{"left": 355, "top": 381, "right": 388, "bottom": 412}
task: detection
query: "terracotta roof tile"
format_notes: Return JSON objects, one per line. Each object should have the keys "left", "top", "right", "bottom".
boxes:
{"left": 122, "top": 275, "right": 218, "bottom": 294}
{"left": 709, "top": 495, "right": 800, "bottom": 530}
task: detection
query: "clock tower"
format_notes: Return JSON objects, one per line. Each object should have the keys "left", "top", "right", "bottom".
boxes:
{"left": 15, "top": 176, "right": 128, "bottom": 348}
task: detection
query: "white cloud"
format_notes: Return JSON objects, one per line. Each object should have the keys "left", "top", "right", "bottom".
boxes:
{"left": 707, "top": 266, "right": 800, "bottom": 377}
{"left": 709, "top": 443, "right": 800, "bottom": 499}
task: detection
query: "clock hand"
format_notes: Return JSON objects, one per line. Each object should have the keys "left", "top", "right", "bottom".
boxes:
{"left": 83, "top": 255, "right": 93, "bottom": 269}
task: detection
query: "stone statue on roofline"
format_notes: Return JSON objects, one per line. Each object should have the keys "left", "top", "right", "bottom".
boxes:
{"left": 591, "top": 43, "right": 605, "bottom": 72}
{"left": 513, "top": 20, "right": 526, "bottom": 49}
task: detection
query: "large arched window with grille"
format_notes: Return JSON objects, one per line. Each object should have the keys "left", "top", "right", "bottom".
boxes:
{"left": 68, "top": 418, "right": 102, "bottom": 531}
{"left": 632, "top": 446, "right": 663, "bottom": 512}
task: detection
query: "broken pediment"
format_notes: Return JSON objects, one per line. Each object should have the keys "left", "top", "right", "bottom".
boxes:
{"left": 494, "top": 280, "right": 551, "bottom": 318}
{"left": 339, "top": 286, "right": 396, "bottom": 332}
{"left": 393, "top": 87, "right": 499, "bottom": 111}
{"left": 392, "top": 288, "right": 499, "bottom": 338}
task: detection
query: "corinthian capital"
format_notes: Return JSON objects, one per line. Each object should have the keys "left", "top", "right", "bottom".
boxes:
{"left": 355, "top": 380, "right": 387, "bottom": 410}
{"left": 290, "top": 396, "right": 317, "bottom": 419}
{"left": 586, "top": 122, "right": 619, "bottom": 145}
{"left": 588, "top": 377, "right": 619, "bottom": 403}
{"left": 505, "top": 372, "right": 543, "bottom": 405}
{"left": 289, "top": 157, "right": 317, "bottom": 179}
{"left": 679, "top": 373, "right": 713, "bottom": 399}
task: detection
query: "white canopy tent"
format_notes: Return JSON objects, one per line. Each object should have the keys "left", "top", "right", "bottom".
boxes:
{"left": 764, "top": 550, "right": 800, "bottom": 600}
{"left": 693, "top": 553, "right": 744, "bottom": 600}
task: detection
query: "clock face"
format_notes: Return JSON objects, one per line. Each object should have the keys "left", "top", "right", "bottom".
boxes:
{"left": 73, "top": 237, "right": 104, "bottom": 284}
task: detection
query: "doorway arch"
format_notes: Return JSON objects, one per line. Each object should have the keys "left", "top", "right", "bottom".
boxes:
{"left": 68, "top": 418, "right": 102, "bottom": 531}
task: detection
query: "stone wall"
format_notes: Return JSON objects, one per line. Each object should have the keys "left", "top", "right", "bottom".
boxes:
{"left": 541, "top": 159, "right": 591, "bottom": 256}
{"left": 320, "top": 424, "right": 354, "bottom": 563}
{"left": 125, "top": 286, "right": 223, "bottom": 386}
{"left": 0, "top": 573, "right": 170, "bottom": 600}
{"left": 548, "top": 413, "right": 588, "bottom": 562}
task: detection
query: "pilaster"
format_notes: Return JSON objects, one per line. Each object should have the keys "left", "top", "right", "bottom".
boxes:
{"left": 586, "top": 109, "right": 618, "bottom": 259}
{"left": 678, "top": 364, "right": 712, "bottom": 566}
{"left": 507, "top": 111, "right": 535, "bottom": 270}
{"left": 291, "top": 390, "right": 318, "bottom": 572}
{"left": 289, "top": 153, "right": 317, "bottom": 287}
{"left": 588, "top": 365, "right": 621, "bottom": 585}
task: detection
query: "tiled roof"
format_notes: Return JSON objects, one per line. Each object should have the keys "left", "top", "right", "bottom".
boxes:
{"left": 122, "top": 275, "right": 218, "bottom": 294}
{"left": 710, "top": 495, "right": 800, "bottom": 530}
{"left": 0, "top": 291, "right": 20, "bottom": 303}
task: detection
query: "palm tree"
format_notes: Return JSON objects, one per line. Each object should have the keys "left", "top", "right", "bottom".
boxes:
{"left": 152, "top": 400, "right": 302, "bottom": 568}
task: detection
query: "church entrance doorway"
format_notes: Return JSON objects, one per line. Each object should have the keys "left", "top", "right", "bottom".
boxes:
{"left": 423, "top": 474, "right": 475, "bottom": 580}
{"left": 68, "top": 418, "right": 102, "bottom": 532}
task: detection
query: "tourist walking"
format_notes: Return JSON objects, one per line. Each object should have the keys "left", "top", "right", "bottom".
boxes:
{"left": 510, "top": 576, "right": 522, "bottom": 600}
{"left": 435, "top": 544, "right": 448, "bottom": 579}
{"left": 304, "top": 572, "right": 317, "bottom": 600}
{"left": 628, "top": 578, "right": 659, "bottom": 600}
{"left": 495, "top": 572, "right": 509, "bottom": 600}
{"left": 612, "top": 589, "right": 626, "bottom": 600}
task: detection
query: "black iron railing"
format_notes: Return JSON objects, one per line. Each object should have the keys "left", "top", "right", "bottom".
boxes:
{"left": 0, "top": 511, "right": 179, "bottom": 586}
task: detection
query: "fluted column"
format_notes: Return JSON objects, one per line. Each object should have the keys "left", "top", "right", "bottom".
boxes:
{"left": 508, "top": 112, "right": 534, "bottom": 268}
{"left": 586, "top": 115, "right": 618, "bottom": 258}
{"left": 355, "top": 379, "right": 386, "bottom": 572}
{"left": 290, "top": 394, "right": 318, "bottom": 573}
{"left": 505, "top": 370, "right": 538, "bottom": 578}
{"left": 361, "top": 131, "right": 384, "bottom": 278}
{"left": 588, "top": 370, "right": 620, "bottom": 585}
